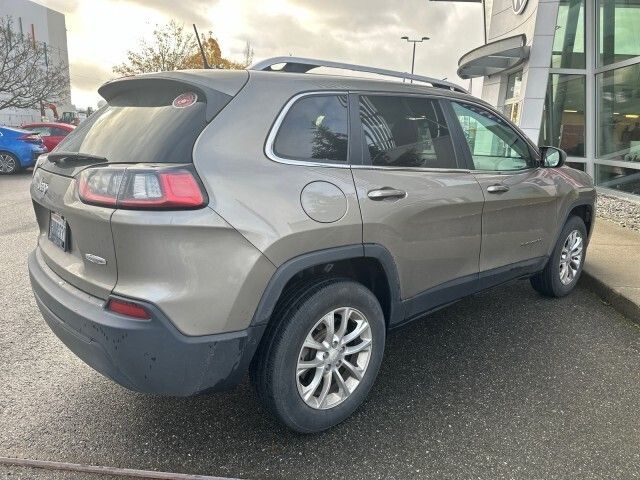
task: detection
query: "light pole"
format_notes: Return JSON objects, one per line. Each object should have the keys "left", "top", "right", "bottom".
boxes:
{"left": 401, "top": 36, "right": 429, "bottom": 83}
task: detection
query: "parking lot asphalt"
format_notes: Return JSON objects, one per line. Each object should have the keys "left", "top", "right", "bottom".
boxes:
{"left": 1, "top": 173, "right": 640, "bottom": 480}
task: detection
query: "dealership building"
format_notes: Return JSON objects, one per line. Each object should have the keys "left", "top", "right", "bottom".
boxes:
{"left": 457, "top": 0, "right": 640, "bottom": 196}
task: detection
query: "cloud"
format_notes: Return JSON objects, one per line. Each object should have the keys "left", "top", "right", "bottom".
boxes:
{"left": 69, "top": 60, "right": 114, "bottom": 91}
{"left": 61, "top": 0, "right": 483, "bottom": 105}
{"left": 32, "top": 0, "right": 80, "bottom": 14}
{"left": 117, "top": 0, "right": 211, "bottom": 26}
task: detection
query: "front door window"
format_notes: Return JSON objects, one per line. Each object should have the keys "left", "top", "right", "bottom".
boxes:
{"left": 451, "top": 101, "right": 535, "bottom": 171}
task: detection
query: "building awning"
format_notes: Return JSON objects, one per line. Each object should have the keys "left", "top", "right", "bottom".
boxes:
{"left": 457, "top": 34, "right": 529, "bottom": 79}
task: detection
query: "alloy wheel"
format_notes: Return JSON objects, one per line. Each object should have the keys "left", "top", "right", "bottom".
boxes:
{"left": 0, "top": 154, "right": 17, "bottom": 174}
{"left": 559, "top": 229, "right": 583, "bottom": 285}
{"left": 296, "top": 307, "right": 373, "bottom": 410}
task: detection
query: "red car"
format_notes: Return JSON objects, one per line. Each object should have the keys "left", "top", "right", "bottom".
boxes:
{"left": 21, "top": 122, "right": 75, "bottom": 152}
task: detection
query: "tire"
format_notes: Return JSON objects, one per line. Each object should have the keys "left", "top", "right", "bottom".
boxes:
{"left": 251, "top": 279, "right": 386, "bottom": 433}
{"left": 0, "top": 152, "right": 20, "bottom": 174}
{"left": 531, "top": 215, "right": 587, "bottom": 297}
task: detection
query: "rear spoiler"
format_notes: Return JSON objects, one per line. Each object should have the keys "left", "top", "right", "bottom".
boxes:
{"left": 98, "top": 70, "right": 249, "bottom": 122}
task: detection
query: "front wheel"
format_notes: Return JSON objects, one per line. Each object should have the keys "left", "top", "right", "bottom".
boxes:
{"left": 531, "top": 215, "right": 587, "bottom": 297}
{"left": 251, "top": 279, "right": 385, "bottom": 433}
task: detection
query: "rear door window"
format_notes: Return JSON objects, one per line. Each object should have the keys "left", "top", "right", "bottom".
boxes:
{"left": 273, "top": 94, "right": 349, "bottom": 164}
{"left": 359, "top": 95, "right": 459, "bottom": 169}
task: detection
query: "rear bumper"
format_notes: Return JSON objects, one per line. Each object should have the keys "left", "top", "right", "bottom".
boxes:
{"left": 28, "top": 248, "right": 265, "bottom": 396}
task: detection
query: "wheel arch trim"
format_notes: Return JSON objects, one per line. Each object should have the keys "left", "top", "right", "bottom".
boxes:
{"left": 549, "top": 197, "right": 595, "bottom": 257}
{"left": 250, "top": 243, "right": 403, "bottom": 327}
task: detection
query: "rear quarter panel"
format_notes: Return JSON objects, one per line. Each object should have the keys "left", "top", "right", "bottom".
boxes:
{"left": 110, "top": 207, "right": 275, "bottom": 336}
{"left": 192, "top": 75, "right": 363, "bottom": 267}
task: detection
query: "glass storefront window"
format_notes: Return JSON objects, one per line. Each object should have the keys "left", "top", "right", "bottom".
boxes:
{"left": 551, "top": 0, "right": 585, "bottom": 69}
{"left": 598, "top": 0, "right": 640, "bottom": 67}
{"left": 504, "top": 71, "right": 523, "bottom": 124}
{"left": 597, "top": 63, "right": 640, "bottom": 161}
{"left": 596, "top": 164, "right": 640, "bottom": 193}
{"left": 539, "top": 74, "right": 586, "bottom": 157}
{"left": 506, "top": 71, "right": 522, "bottom": 99}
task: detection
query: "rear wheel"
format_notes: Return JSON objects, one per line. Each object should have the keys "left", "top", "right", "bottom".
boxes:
{"left": 0, "top": 152, "right": 20, "bottom": 174}
{"left": 531, "top": 216, "right": 587, "bottom": 297}
{"left": 251, "top": 279, "right": 385, "bottom": 433}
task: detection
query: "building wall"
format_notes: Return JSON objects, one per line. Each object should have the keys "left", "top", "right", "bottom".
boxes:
{"left": 471, "top": 0, "right": 640, "bottom": 196}
{"left": 480, "top": 0, "right": 560, "bottom": 142}
{"left": 0, "top": 0, "right": 72, "bottom": 126}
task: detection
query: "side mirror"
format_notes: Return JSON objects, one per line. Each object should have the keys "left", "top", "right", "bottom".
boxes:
{"left": 540, "top": 146, "right": 567, "bottom": 168}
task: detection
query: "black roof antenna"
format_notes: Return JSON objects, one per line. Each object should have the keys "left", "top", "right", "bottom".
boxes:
{"left": 193, "top": 24, "right": 211, "bottom": 69}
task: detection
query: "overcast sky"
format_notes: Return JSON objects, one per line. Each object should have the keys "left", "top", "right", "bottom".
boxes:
{"left": 34, "top": 0, "right": 484, "bottom": 108}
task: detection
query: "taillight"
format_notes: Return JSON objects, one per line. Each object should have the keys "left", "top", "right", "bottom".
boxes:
{"left": 77, "top": 166, "right": 206, "bottom": 210}
{"left": 106, "top": 298, "right": 151, "bottom": 320}
{"left": 19, "top": 134, "right": 43, "bottom": 144}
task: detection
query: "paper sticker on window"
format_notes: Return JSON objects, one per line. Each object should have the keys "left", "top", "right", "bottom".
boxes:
{"left": 173, "top": 92, "right": 198, "bottom": 108}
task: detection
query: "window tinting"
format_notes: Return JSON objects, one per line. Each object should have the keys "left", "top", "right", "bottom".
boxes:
{"left": 452, "top": 102, "right": 534, "bottom": 171}
{"left": 359, "top": 95, "right": 458, "bottom": 168}
{"left": 55, "top": 84, "right": 208, "bottom": 164}
{"left": 273, "top": 95, "right": 348, "bottom": 163}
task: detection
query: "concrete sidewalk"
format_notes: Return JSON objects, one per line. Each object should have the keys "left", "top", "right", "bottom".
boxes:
{"left": 582, "top": 218, "right": 640, "bottom": 323}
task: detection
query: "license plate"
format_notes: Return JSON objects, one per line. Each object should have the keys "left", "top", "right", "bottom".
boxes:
{"left": 48, "top": 212, "right": 68, "bottom": 251}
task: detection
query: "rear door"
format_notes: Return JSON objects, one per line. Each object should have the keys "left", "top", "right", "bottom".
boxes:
{"left": 31, "top": 73, "right": 248, "bottom": 299}
{"left": 447, "top": 100, "right": 559, "bottom": 272}
{"left": 350, "top": 93, "right": 484, "bottom": 315}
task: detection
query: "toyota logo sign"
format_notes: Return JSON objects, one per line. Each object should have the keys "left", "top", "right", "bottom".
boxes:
{"left": 513, "top": 0, "right": 528, "bottom": 14}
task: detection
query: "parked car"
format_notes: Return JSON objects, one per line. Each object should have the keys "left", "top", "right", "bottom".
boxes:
{"left": 28, "top": 58, "right": 596, "bottom": 433}
{"left": 21, "top": 122, "right": 75, "bottom": 152}
{"left": 0, "top": 126, "right": 47, "bottom": 174}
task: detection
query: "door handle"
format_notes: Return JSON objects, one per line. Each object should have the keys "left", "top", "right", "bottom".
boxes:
{"left": 487, "top": 184, "right": 510, "bottom": 194}
{"left": 367, "top": 188, "right": 407, "bottom": 200}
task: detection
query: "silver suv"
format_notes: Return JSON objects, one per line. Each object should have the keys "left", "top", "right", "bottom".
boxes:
{"left": 28, "top": 58, "right": 596, "bottom": 433}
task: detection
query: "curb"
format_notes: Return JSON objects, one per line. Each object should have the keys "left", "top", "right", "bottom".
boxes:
{"left": 581, "top": 271, "right": 640, "bottom": 325}
{"left": 0, "top": 457, "right": 240, "bottom": 480}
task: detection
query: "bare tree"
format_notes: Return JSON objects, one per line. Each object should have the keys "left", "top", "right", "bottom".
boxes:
{"left": 0, "top": 16, "right": 69, "bottom": 111}
{"left": 243, "top": 41, "right": 254, "bottom": 67}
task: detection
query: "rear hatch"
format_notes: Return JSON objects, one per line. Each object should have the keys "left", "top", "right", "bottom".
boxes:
{"left": 31, "top": 70, "right": 248, "bottom": 299}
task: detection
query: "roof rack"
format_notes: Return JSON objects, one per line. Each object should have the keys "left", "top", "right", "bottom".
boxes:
{"left": 250, "top": 56, "right": 469, "bottom": 94}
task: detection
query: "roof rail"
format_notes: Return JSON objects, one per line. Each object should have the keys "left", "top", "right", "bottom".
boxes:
{"left": 250, "top": 56, "right": 469, "bottom": 94}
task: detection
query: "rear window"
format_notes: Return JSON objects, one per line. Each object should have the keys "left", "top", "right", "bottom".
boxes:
{"left": 273, "top": 94, "right": 349, "bottom": 164}
{"left": 55, "top": 84, "right": 209, "bottom": 163}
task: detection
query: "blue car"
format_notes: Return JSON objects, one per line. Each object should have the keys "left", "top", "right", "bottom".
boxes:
{"left": 0, "top": 126, "right": 48, "bottom": 174}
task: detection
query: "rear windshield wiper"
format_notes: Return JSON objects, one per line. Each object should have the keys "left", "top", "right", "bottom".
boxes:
{"left": 48, "top": 152, "right": 108, "bottom": 165}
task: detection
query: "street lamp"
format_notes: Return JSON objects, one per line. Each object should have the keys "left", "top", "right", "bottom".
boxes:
{"left": 401, "top": 36, "right": 430, "bottom": 83}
